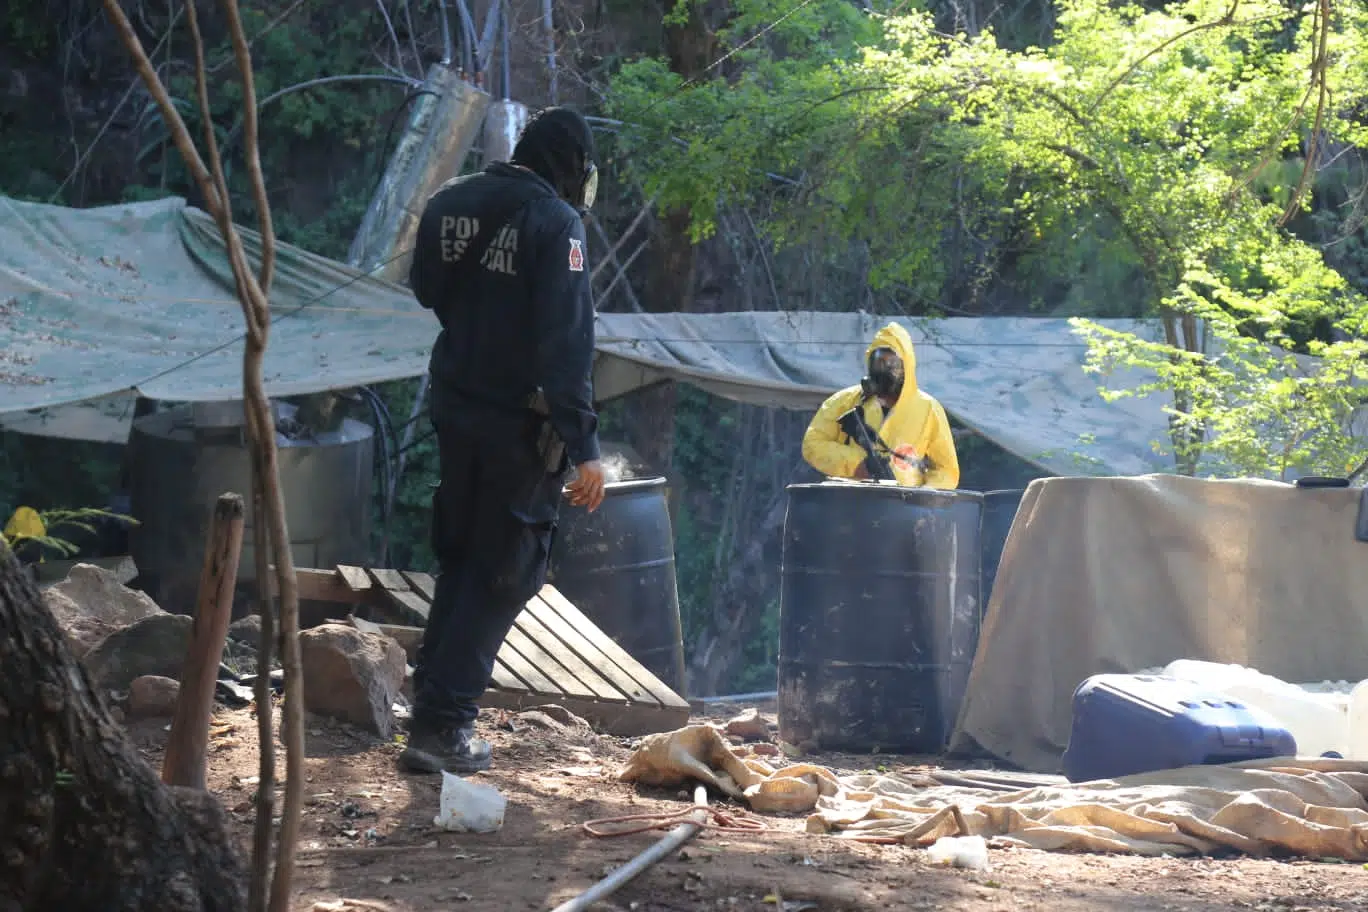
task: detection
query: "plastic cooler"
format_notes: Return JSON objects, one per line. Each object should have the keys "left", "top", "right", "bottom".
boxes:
{"left": 1061, "top": 673, "right": 1298, "bottom": 783}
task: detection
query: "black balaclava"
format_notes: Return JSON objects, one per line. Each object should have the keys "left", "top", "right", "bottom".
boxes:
{"left": 862, "top": 346, "right": 905, "bottom": 401}
{"left": 510, "top": 106, "right": 598, "bottom": 209}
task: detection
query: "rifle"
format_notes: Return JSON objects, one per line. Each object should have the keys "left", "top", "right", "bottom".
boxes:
{"left": 837, "top": 398, "right": 934, "bottom": 483}
{"left": 837, "top": 401, "right": 896, "bottom": 481}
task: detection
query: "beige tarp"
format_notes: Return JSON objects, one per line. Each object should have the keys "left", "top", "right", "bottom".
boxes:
{"left": 619, "top": 726, "right": 1368, "bottom": 858}
{"left": 950, "top": 474, "right": 1368, "bottom": 774}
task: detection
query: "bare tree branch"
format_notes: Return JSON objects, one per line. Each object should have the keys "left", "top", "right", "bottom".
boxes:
{"left": 99, "top": 4, "right": 305, "bottom": 911}
{"left": 1279, "top": 0, "right": 1332, "bottom": 226}
{"left": 223, "top": 0, "right": 276, "bottom": 293}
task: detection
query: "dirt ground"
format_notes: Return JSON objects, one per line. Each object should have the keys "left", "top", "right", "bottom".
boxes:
{"left": 129, "top": 700, "right": 1367, "bottom": 912}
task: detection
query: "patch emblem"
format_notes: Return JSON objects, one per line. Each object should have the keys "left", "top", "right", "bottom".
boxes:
{"left": 568, "top": 237, "right": 585, "bottom": 272}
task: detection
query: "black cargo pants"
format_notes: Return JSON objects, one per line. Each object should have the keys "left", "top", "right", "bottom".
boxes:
{"left": 411, "top": 412, "right": 568, "bottom": 731}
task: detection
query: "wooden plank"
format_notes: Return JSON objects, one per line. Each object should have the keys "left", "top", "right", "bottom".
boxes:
{"left": 277, "top": 567, "right": 368, "bottom": 605}
{"left": 336, "top": 565, "right": 373, "bottom": 592}
{"left": 368, "top": 568, "right": 411, "bottom": 591}
{"left": 521, "top": 593, "right": 659, "bottom": 706}
{"left": 538, "top": 585, "right": 691, "bottom": 710}
{"left": 490, "top": 658, "right": 527, "bottom": 691}
{"left": 512, "top": 612, "right": 624, "bottom": 702}
{"left": 493, "top": 637, "right": 565, "bottom": 696}
{"left": 501, "top": 625, "right": 598, "bottom": 700}
{"left": 477, "top": 687, "right": 687, "bottom": 738}
{"left": 400, "top": 570, "right": 436, "bottom": 602}
{"left": 364, "top": 567, "right": 430, "bottom": 625}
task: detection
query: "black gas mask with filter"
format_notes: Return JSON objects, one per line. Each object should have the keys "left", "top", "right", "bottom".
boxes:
{"left": 836, "top": 346, "right": 913, "bottom": 482}
{"left": 860, "top": 346, "right": 905, "bottom": 401}
{"left": 511, "top": 106, "right": 599, "bottom": 214}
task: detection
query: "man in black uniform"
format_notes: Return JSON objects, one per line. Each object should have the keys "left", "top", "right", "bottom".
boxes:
{"left": 401, "top": 106, "right": 607, "bottom": 774}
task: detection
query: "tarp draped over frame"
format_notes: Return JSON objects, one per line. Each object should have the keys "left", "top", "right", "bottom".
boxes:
{"left": 0, "top": 194, "right": 1176, "bottom": 475}
{"left": 949, "top": 474, "right": 1368, "bottom": 773}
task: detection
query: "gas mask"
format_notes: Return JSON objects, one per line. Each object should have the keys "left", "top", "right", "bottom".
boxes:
{"left": 860, "top": 346, "right": 904, "bottom": 401}
{"left": 579, "top": 161, "right": 599, "bottom": 211}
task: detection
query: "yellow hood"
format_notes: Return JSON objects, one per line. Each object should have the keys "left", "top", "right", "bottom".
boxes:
{"left": 866, "top": 322, "right": 932, "bottom": 485}
{"left": 865, "top": 322, "right": 919, "bottom": 399}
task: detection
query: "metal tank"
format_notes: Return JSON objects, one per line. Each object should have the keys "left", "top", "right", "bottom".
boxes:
{"left": 981, "top": 489, "right": 1027, "bottom": 619}
{"left": 483, "top": 98, "right": 529, "bottom": 164}
{"left": 127, "top": 401, "right": 374, "bottom": 615}
{"left": 547, "top": 476, "right": 687, "bottom": 695}
{"left": 347, "top": 63, "right": 491, "bottom": 283}
{"left": 777, "top": 482, "right": 983, "bottom": 754}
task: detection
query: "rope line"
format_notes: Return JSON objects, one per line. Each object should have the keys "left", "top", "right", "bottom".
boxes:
{"left": 580, "top": 803, "right": 771, "bottom": 838}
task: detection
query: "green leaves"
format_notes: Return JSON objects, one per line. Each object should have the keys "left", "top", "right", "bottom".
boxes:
{"left": 605, "top": 0, "right": 1366, "bottom": 477}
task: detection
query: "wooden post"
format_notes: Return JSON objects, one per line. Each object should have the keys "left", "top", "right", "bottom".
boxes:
{"left": 163, "top": 492, "right": 246, "bottom": 790}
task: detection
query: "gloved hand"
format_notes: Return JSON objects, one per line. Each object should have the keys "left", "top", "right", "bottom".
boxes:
{"left": 892, "top": 445, "right": 928, "bottom": 471}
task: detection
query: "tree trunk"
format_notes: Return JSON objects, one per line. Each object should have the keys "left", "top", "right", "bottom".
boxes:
{"left": 625, "top": 2, "right": 722, "bottom": 486}
{"left": 0, "top": 545, "right": 246, "bottom": 912}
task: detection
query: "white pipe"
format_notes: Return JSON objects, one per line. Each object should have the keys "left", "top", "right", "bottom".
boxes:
{"left": 550, "top": 785, "right": 708, "bottom": 912}
{"left": 697, "top": 690, "right": 778, "bottom": 704}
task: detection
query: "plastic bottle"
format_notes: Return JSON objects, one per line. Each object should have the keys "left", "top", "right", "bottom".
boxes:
{"left": 1163, "top": 659, "right": 1349, "bottom": 758}
{"left": 1348, "top": 680, "right": 1368, "bottom": 762}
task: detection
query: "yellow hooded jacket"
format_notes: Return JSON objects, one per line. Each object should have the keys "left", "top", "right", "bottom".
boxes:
{"left": 801, "top": 323, "right": 960, "bottom": 489}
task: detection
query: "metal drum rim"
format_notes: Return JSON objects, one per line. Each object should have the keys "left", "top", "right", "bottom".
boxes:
{"left": 594, "top": 476, "right": 669, "bottom": 497}
{"left": 785, "top": 481, "right": 985, "bottom": 504}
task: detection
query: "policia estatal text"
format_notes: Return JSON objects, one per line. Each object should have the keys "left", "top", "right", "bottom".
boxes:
{"left": 401, "top": 107, "right": 607, "bottom": 774}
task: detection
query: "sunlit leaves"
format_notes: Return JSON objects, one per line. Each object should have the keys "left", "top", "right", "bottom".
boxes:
{"left": 605, "top": 0, "right": 1366, "bottom": 477}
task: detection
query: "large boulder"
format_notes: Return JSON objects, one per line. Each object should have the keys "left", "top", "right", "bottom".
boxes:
{"left": 300, "top": 624, "right": 406, "bottom": 738}
{"left": 83, "top": 613, "right": 193, "bottom": 691}
{"left": 45, "top": 562, "right": 163, "bottom": 627}
{"left": 42, "top": 563, "right": 165, "bottom": 658}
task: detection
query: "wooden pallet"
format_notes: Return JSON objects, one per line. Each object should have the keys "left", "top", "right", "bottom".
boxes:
{"left": 290, "top": 565, "right": 691, "bottom": 736}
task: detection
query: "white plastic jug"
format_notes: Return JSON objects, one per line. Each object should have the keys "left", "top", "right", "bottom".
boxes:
{"left": 1163, "top": 660, "right": 1348, "bottom": 758}
{"left": 1347, "top": 680, "right": 1368, "bottom": 762}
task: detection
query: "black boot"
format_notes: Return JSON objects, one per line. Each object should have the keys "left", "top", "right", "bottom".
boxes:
{"left": 400, "top": 722, "right": 492, "bottom": 774}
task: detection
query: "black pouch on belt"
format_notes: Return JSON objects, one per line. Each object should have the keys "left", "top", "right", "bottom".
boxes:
{"left": 526, "top": 390, "right": 567, "bottom": 474}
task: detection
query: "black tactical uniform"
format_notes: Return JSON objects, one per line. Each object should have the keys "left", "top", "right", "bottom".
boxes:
{"left": 402, "top": 108, "right": 600, "bottom": 774}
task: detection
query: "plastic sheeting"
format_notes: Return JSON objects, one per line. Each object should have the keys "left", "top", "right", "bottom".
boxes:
{"left": 949, "top": 474, "right": 1368, "bottom": 773}
{"left": 1, "top": 193, "right": 1177, "bottom": 475}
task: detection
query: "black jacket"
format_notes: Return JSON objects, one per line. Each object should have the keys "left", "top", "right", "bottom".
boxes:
{"left": 410, "top": 162, "right": 599, "bottom": 466}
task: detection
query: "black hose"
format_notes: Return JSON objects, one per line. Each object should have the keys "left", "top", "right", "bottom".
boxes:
{"left": 357, "top": 386, "right": 401, "bottom": 561}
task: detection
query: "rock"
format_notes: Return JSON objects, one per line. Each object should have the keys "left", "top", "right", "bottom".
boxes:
{"left": 299, "top": 624, "right": 406, "bottom": 737}
{"left": 128, "top": 675, "right": 181, "bottom": 718}
{"left": 227, "top": 614, "right": 262, "bottom": 644}
{"left": 43, "top": 563, "right": 164, "bottom": 658}
{"left": 509, "top": 710, "right": 569, "bottom": 734}
{"left": 54, "top": 608, "right": 120, "bottom": 659}
{"left": 527, "top": 704, "right": 592, "bottom": 730}
{"left": 723, "top": 707, "right": 772, "bottom": 742}
{"left": 45, "top": 562, "right": 163, "bottom": 628}
{"left": 83, "top": 613, "right": 193, "bottom": 690}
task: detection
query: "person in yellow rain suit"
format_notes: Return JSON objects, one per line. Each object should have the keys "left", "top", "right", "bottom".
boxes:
{"left": 801, "top": 322, "right": 960, "bottom": 489}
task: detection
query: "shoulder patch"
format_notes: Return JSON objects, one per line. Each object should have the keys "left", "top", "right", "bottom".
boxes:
{"left": 568, "top": 237, "right": 585, "bottom": 272}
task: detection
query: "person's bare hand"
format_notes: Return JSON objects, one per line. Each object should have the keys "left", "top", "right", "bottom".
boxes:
{"left": 566, "top": 459, "right": 606, "bottom": 511}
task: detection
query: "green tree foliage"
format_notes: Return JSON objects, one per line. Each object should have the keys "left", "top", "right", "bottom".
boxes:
{"left": 607, "top": 0, "right": 1368, "bottom": 477}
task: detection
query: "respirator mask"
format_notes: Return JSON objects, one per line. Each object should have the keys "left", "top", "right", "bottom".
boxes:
{"left": 860, "top": 346, "right": 904, "bottom": 400}
{"left": 578, "top": 161, "right": 599, "bottom": 211}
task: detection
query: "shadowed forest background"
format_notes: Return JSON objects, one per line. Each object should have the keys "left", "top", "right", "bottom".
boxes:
{"left": 2, "top": 0, "right": 1365, "bottom": 694}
